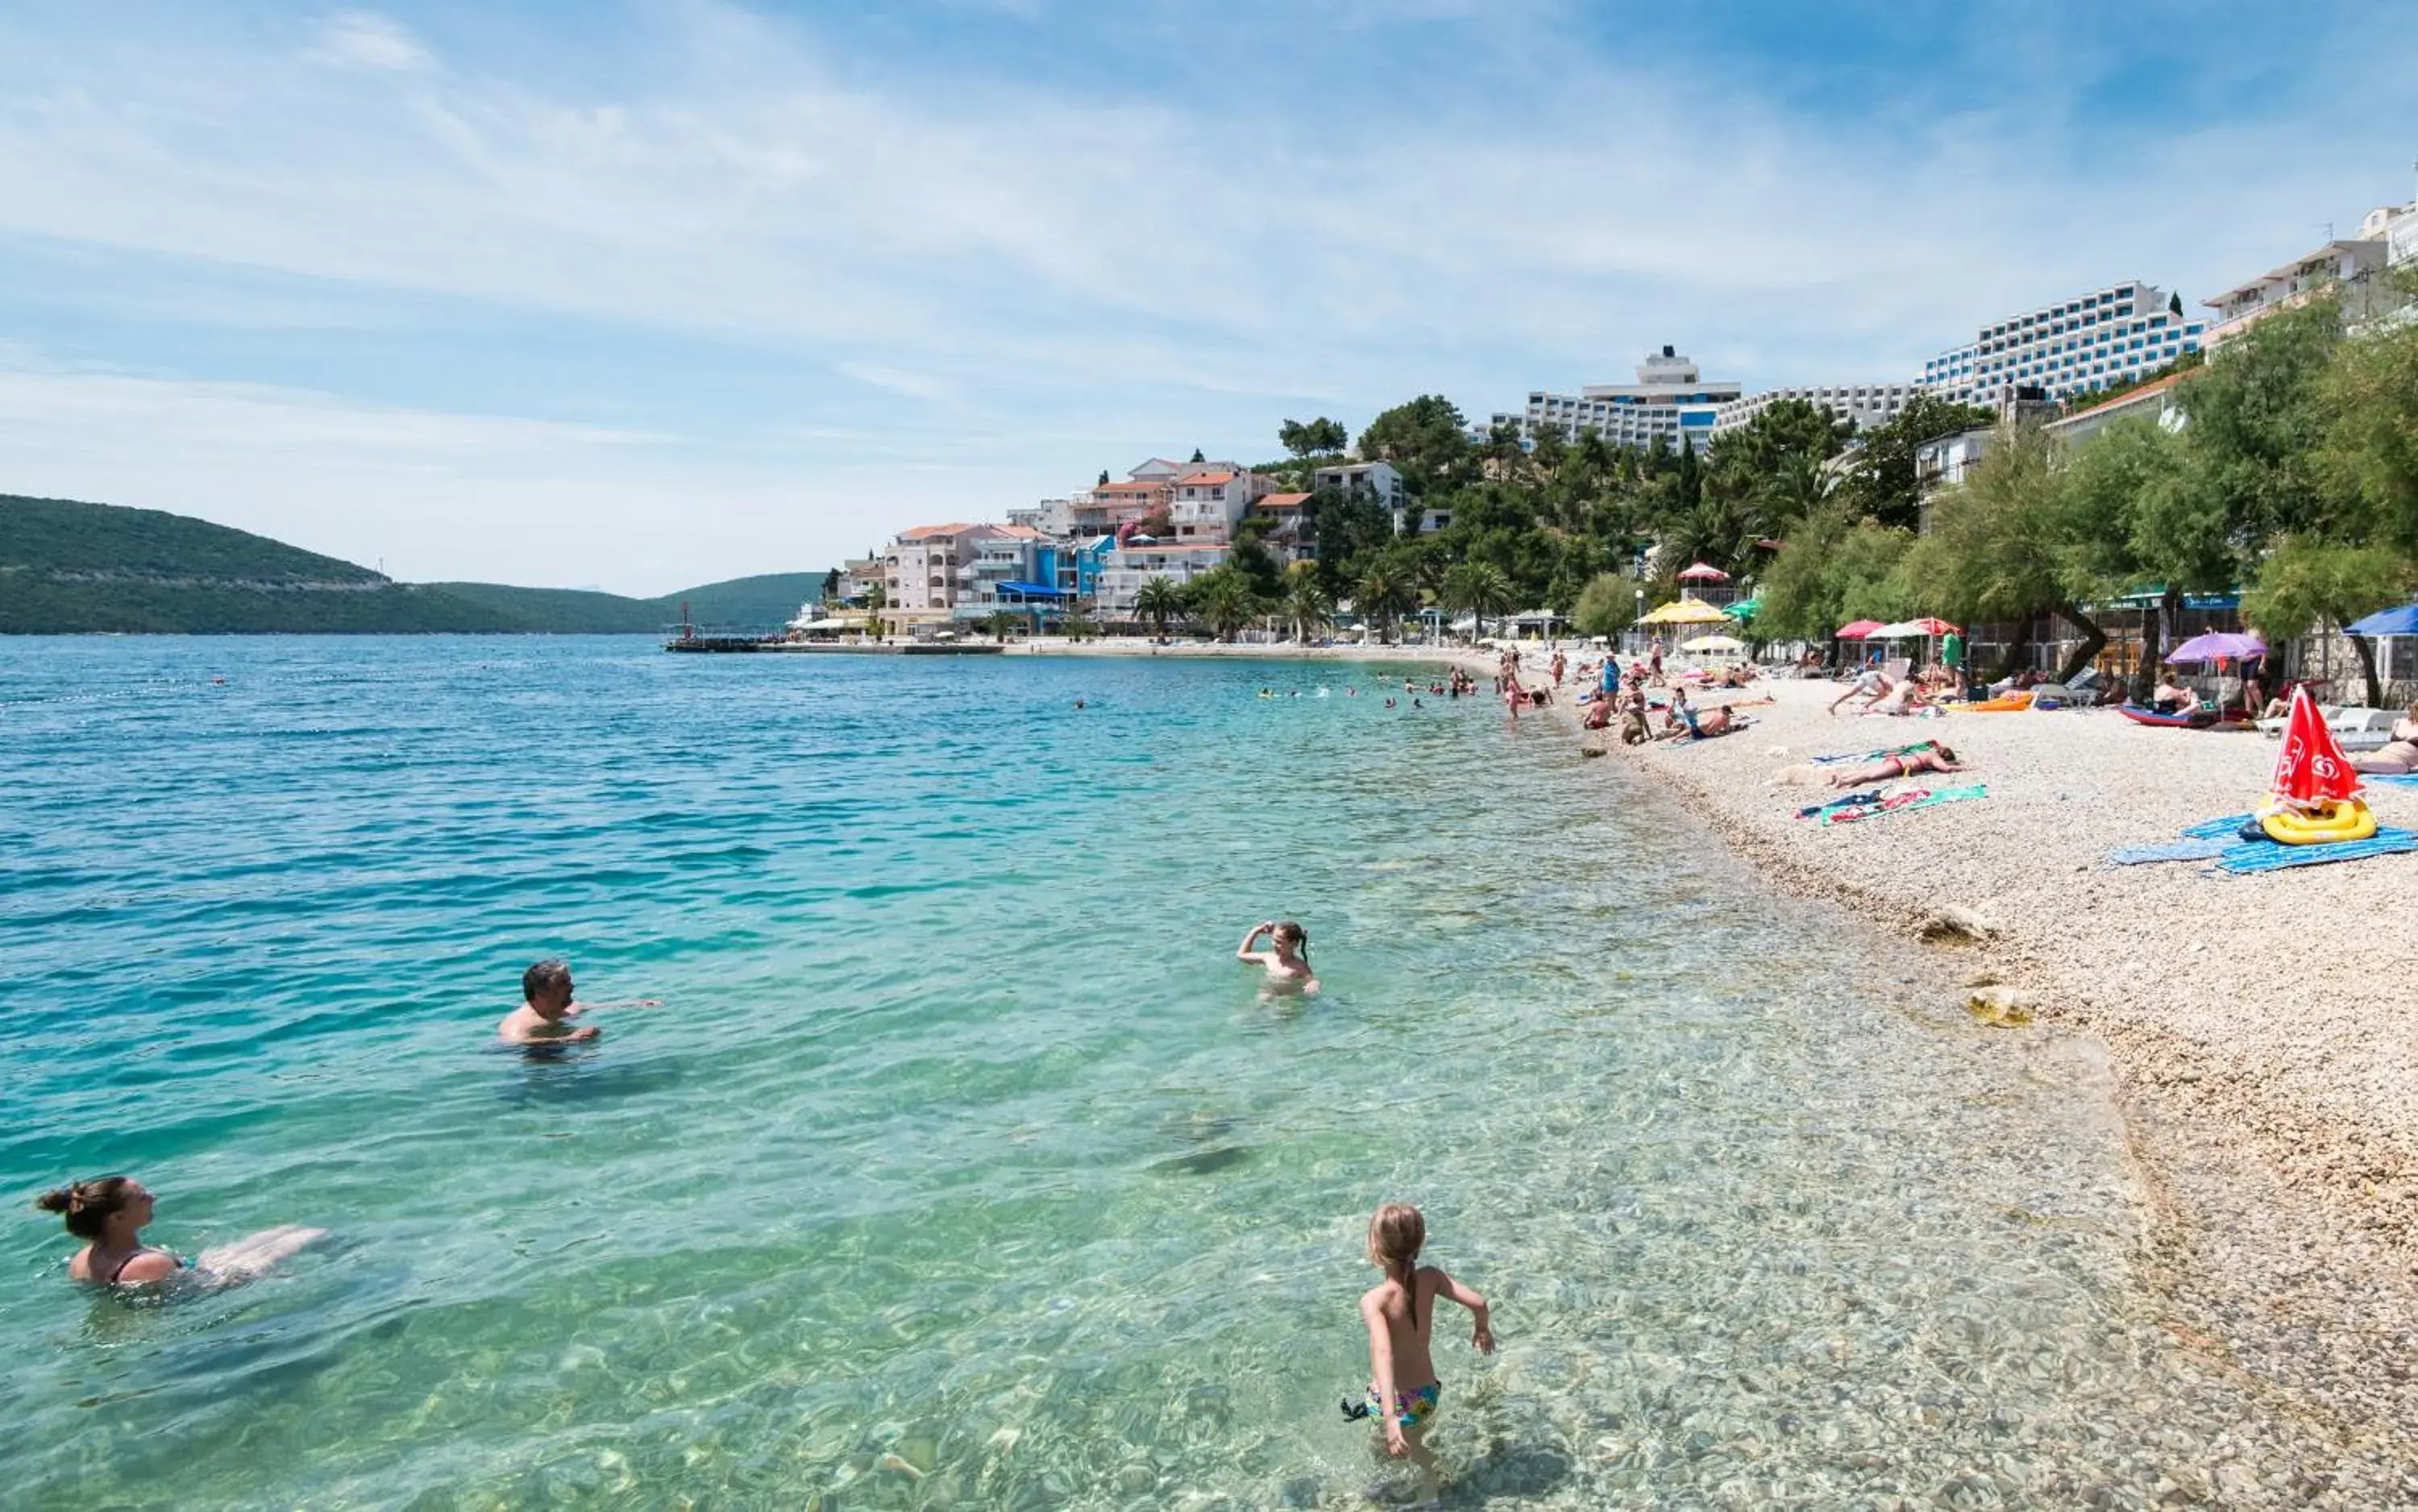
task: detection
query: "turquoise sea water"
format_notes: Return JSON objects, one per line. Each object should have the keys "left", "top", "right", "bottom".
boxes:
{"left": 0, "top": 638, "right": 2366, "bottom": 1507}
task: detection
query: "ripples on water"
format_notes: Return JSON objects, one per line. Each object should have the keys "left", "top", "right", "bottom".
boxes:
{"left": 0, "top": 638, "right": 2378, "bottom": 1506}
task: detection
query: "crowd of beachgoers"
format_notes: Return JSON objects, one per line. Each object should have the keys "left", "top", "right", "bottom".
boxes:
{"left": 1492, "top": 639, "right": 2418, "bottom": 1466}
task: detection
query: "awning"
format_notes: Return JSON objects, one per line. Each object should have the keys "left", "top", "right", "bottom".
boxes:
{"left": 994, "top": 581, "right": 1070, "bottom": 599}
{"left": 2348, "top": 602, "right": 2418, "bottom": 637}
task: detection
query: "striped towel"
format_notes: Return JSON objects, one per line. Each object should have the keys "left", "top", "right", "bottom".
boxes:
{"left": 1818, "top": 782, "right": 1987, "bottom": 828}
{"left": 2108, "top": 838, "right": 2236, "bottom": 866}
{"left": 2215, "top": 827, "right": 2418, "bottom": 874}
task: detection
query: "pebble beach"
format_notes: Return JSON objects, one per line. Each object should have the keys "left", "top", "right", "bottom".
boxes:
{"left": 1543, "top": 666, "right": 2418, "bottom": 1473}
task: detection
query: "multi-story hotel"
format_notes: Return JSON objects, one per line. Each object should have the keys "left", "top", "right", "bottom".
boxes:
{"left": 1496, "top": 349, "right": 1917, "bottom": 451}
{"left": 1493, "top": 347, "right": 1744, "bottom": 451}
{"left": 1921, "top": 281, "right": 2205, "bottom": 408}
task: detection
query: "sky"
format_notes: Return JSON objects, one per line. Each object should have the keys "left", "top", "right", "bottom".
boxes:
{"left": 0, "top": 1, "right": 2412, "bottom": 595}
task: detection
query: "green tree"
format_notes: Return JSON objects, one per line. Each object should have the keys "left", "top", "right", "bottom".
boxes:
{"left": 2241, "top": 535, "right": 2411, "bottom": 709}
{"left": 864, "top": 580, "right": 888, "bottom": 639}
{"left": 986, "top": 609, "right": 1019, "bottom": 643}
{"left": 1897, "top": 422, "right": 2107, "bottom": 680}
{"left": 1278, "top": 417, "right": 1350, "bottom": 458}
{"left": 1134, "top": 575, "right": 1186, "bottom": 639}
{"left": 1835, "top": 393, "right": 1996, "bottom": 531}
{"left": 1758, "top": 505, "right": 1914, "bottom": 650}
{"left": 1283, "top": 566, "right": 1336, "bottom": 643}
{"left": 819, "top": 567, "right": 841, "bottom": 603}
{"left": 1354, "top": 558, "right": 1414, "bottom": 645}
{"left": 1189, "top": 566, "right": 1261, "bottom": 642}
{"left": 1061, "top": 604, "right": 1098, "bottom": 642}
{"left": 1571, "top": 571, "right": 1641, "bottom": 639}
{"left": 2319, "top": 268, "right": 2418, "bottom": 555}
{"left": 1358, "top": 396, "right": 1473, "bottom": 496}
{"left": 1190, "top": 447, "right": 1206, "bottom": 463}
{"left": 1440, "top": 560, "right": 1514, "bottom": 640}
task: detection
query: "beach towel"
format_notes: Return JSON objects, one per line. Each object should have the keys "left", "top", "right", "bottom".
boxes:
{"left": 2107, "top": 838, "right": 2237, "bottom": 866}
{"left": 1809, "top": 741, "right": 1938, "bottom": 766}
{"left": 2364, "top": 772, "right": 2418, "bottom": 788}
{"left": 2213, "top": 828, "right": 2418, "bottom": 874}
{"left": 2179, "top": 814, "right": 2258, "bottom": 840}
{"left": 1818, "top": 782, "right": 1987, "bottom": 827}
{"left": 1796, "top": 791, "right": 1882, "bottom": 820}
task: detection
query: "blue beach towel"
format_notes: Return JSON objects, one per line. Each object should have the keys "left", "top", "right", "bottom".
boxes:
{"left": 2365, "top": 773, "right": 2418, "bottom": 789}
{"left": 1796, "top": 791, "right": 1883, "bottom": 820}
{"left": 2107, "top": 838, "right": 2236, "bottom": 866}
{"left": 2214, "top": 827, "right": 2418, "bottom": 874}
{"left": 2179, "top": 814, "right": 2258, "bottom": 840}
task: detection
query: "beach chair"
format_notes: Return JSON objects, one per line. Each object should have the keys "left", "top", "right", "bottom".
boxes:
{"left": 1882, "top": 657, "right": 1911, "bottom": 684}
{"left": 2028, "top": 668, "right": 2107, "bottom": 709}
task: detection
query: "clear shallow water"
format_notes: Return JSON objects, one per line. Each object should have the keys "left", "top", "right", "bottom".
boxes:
{"left": 0, "top": 638, "right": 2366, "bottom": 1507}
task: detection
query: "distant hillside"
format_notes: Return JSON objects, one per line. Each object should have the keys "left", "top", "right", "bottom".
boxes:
{"left": 1, "top": 494, "right": 829, "bottom": 635}
{"left": 660, "top": 573, "right": 827, "bottom": 630}
{"left": 427, "top": 573, "right": 825, "bottom": 633}
{"left": 426, "top": 582, "right": 664, "bottom": 633}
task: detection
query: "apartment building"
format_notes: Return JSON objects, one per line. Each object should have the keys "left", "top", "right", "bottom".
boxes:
{"left": 1312, "top": 459, "right": 1410, "bottom": 525}
{"left": 1714, "top": 383, "right": 1917, "bottom": 435}
{"left": 1095, "top": 542, "right": 1230, "bottom": 618}
{"left": 1922, "top": 280, "right": 2205, "bottom": 407}
{"left": 1168, "top": 468, "right": 1266, "bottom": 544}
{"left": 883, "top": 523, "right": 995, "bottom": 622}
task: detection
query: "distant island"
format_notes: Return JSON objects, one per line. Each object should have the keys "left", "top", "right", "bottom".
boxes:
{"left": 0, "top": 494, "right": 828, "bottom": 634}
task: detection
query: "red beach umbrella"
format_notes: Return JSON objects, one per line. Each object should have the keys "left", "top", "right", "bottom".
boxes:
{"left": 1899, "top": 617, "right": 1961, "bottom": 635}
{"left": 1835, "top": 620, "right": 1884, "bottom": 640}
{"left": 2271, "top": 687, "right": 2362, "bottom": 805}
{"left": 1676, "top": 562, "right": 1730, "bottom": 582}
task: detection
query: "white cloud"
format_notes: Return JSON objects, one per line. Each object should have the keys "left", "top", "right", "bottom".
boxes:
{"left": 305, "top": 10, "right": 431, "bottom": 73}
{"left": 1, "top": 2, "right": 2413, "bottom": 584}
{"left": 836, "top": 363, "right": 961, "bottom": 403}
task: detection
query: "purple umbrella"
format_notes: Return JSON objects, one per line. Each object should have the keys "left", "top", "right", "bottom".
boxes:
{"left": 2166, "top": 632, "right": 2266, "bottom": 665}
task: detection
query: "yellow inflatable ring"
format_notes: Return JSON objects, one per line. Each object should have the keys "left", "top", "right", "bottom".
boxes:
{"left": 2259, "top": 796, "right": 2377, "bottom": 846}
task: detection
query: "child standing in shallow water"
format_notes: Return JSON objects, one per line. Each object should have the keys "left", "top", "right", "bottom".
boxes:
{"left": 1353, "top": 1203, "right": 1494, "bottom": 1502}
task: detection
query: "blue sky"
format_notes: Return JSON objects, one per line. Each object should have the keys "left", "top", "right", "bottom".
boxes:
{"left": 0, "top": 1, "right": 2412, "bottom": 593}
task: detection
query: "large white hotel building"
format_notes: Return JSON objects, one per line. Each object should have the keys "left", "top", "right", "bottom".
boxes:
{"left": 1497, "top": 347, "right": 1918, "bottom": 449}
{"left": 1921, "top": 280, "right": 2206, "bottom": 407}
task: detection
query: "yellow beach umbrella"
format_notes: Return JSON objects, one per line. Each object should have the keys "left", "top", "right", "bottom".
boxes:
{"left": 1638, "top": 596, "right": 1730, "bottom": 626}
{"left": 1682, "top": 633, "right": 1745, "bottom": 653}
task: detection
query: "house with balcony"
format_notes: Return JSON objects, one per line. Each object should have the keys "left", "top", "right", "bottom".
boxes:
{"left": 1095, "top": 542, "right": 1230, "bottom": 620}
{"left": 1313, "top": 460, "right": 1414, "bottom": 532}
{"left": 2204, "top": 236, "right": 2393, "bottom": 348}
{"left": 1911, "top": 429, "right": 1994, "bottom": 533}
{"left": 1168, "top": 468, "right": 1264, "bottom": 544}
{"left": 1255, "top": 492, "right": 1314, "bottom": 563}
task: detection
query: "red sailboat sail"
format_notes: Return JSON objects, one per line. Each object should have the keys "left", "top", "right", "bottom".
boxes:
{"left": 2271, "top": 686, "right": 2363, "bottom": 804}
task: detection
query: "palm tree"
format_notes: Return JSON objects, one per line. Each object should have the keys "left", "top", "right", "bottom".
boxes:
{"left": 1060, "top": 604, "right": 1098, "bottom": 642}
{"left": 1190, "top": 567, "right": 1261, "bottom": 643}
{"left": 1355, "top": 561, "right": 1412, "bottom": 645}
{"left": 864, "top": 581, "right": 887, "bottom": 640}
{"left": 1441, "top": 561, "right": 1514, "bottom": 641}
{"left": 986, "top": 609, "right": 1019, "bottom": 643}
{"left": 1134, "top": 575, "right": 1185, "bottom": 641}
{"left": 1284, "top": 571, "right": 1335, "bottom": 644}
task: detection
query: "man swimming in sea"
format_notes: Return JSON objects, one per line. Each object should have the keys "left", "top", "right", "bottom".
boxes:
{"left": 497, "top": 960, "right": 659, "bottom": 1047}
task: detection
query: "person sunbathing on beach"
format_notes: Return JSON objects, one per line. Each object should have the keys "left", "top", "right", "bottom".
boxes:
{"left": 35, "top": 1176, "right": 325, "bottom": 1290}
{"left": 1827, "top": 667, "right": 1893, "bottom": 717}
{"left": 2150, "top": 677, "right": 2200, "bottom": 717}
{"left": 2352, "top": 705, "right": 2418, "bottom": 775}
{"left": 498, "top": 960, "right": 657, "bottom": 1047}
{"left": 1236, "top": 920, "right": 1319, "bottom": 995}
{"left": 1812, "top": 743, "right": 1965, "bottom": 788}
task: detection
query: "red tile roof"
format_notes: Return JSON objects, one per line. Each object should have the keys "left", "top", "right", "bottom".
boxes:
{"left": 1177, "top": 471, "right": 1236, "bottom": 486}
{"left": 897, "top": 522, "right": 975, "bottom": 540}
{"left": 1258, "top": 492, "right": 1312, "bottom": 509}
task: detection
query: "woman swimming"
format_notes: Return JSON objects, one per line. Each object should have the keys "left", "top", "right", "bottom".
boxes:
{"left": 1236, "top": 920, "right": 1319, "bottom": 996}
{"left": 36, "top": 1176, "right": 324, "bottom": 1289}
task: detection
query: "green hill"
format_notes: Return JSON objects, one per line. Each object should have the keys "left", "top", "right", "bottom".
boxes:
{"left": 0, "top": 493, "right": 829, "bottom": 635}
{"left": 659, "top": 573, "right": 827, "bottom": 630}
{"left": 425, "top": 582, "right": 665, "bottom": 633}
